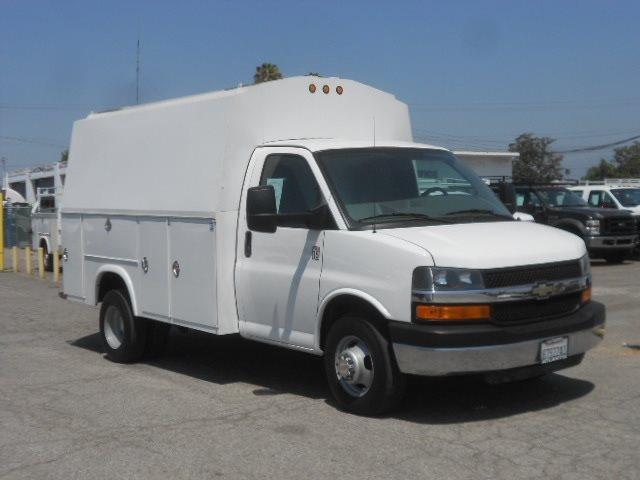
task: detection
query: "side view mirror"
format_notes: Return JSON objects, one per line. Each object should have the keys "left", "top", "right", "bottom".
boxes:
{"left": 247, "top": 185, "right": 278, "bottom": 233}
{"left": 496, "top": 182, "right": 517, "bottom": 214}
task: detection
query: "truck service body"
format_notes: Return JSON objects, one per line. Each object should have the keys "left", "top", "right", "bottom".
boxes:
{"left": 62, "top": 77, "right": 604, "bottom": 414}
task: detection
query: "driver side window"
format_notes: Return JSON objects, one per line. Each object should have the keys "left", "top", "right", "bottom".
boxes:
{"left": 587, "top": 190, "right": 615, "bottom": 208}
{"left": 260, "top": 154, "right": 321, "bottom": 228}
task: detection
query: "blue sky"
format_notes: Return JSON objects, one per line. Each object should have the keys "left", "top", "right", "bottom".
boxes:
{"left": 1, "top": 0, "right": 639, "bottom": 177}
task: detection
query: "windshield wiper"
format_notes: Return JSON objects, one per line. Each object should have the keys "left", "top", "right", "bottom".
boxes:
{"left": 358, "top": 212, "right": 451, "bottom": 224}
{"left": 444, "top": 209, "right": 513, "bottom": 219}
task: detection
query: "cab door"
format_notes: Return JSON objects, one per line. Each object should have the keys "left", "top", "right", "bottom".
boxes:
{"left": 235, "top": 148, "right": 328, "bottom": 350}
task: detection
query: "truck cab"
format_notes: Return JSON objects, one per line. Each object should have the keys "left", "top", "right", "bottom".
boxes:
{"left": 569, "top": 185, "right": 640, "bottom": 215}
{"left": 515, "top": 185, "right": 637, "bottom": 263}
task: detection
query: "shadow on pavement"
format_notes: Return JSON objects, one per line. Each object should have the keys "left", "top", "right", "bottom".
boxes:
{"left": 69, "top": 328, "right": 595, "bottom": 423}
{"left": 394, "top": 373, "right": 593, "bottom": 424}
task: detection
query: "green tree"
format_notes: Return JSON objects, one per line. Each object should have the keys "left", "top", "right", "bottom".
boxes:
{"left": 612, "top": 141, "right": 640, "bottom": 177}
{"left": 509, "top": 133, "right": 563, "bottom": 183}
{"left": 253, "top": 63, "right": 283, "bottom": 84}
{"left": 584, "top": 159, "right": 618, "bottom": 181}
{"left": 59, "top": 149, "right": 69, "bottom": 164}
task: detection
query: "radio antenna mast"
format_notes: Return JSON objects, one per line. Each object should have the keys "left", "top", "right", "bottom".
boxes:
{"left": 135, "top": 37, "right": 141, "bottom": 104}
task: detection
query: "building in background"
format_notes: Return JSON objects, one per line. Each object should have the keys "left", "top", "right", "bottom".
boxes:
{"left": 6, "top": 162, "right": 66, "bottom": 205}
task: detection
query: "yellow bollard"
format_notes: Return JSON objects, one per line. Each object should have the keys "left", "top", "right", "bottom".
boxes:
{"left": 25, "top": 246, "right": 33, "bottom": 275}
{"left": 38, "top": 247, "right": 45, "bottom": 279}
{"left": 12, "top": 246, "right": 19, "bottom": 273}
{"left": 0, "top": 191, "right": 4, "bottom": 271}
{"left": 53, "top": 250, "right": 60, "bottom": 284}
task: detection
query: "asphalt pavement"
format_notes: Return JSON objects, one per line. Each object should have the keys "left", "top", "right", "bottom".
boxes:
{"left": 1, "top": 259, "right": 639, "bottom": 479}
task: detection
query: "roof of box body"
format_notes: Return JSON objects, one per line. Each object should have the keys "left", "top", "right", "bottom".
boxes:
{"left": 262, "top": 139, "right": 448, "bottom": 152}
{"left": 62, "top": 76, "right": 413, "bottom": 214}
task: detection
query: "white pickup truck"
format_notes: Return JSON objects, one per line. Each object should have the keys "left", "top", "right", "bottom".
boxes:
{"left": 61, "top": 77, "right": 604, "bottom": 415}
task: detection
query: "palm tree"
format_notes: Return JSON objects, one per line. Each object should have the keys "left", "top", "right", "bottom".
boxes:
{"left": 253, "top": 63, "right": 283, "bottom": 84}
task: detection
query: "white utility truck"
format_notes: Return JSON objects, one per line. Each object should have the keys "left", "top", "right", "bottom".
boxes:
{"left": 62, "top": 77, "right": 604, "bottom": 415}
{"left": 31, "top": 187, "right": 62, "bottom": 271}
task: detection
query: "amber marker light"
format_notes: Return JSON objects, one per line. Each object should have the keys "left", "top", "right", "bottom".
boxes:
{"left": 416, "top": 304, "right": 491, "bottom": 322}
{"left": 309, "top": 84, "right": 317, "bottom": 93}
{"left": 336, "top": 85, "right": 344, "bottom": 95}
{"left": 581, "top": 287, "right": 592, "bottom": 304}
{"left": 322, "top": 84, "right": 330, "bottom": 94}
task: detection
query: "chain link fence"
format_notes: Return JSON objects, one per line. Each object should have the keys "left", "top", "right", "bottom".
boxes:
{"left": 3, "top": 204, "right": 32, "bottom": 248}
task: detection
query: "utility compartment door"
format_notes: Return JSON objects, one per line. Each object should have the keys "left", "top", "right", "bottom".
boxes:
{"left": 138, "top": 218, "right": 170, "bottom": 320}
{"left": 61, "top": 214, "right": 84, "bottom": 301}
{"left": 169, "top": 218, "right": 218, "bottom": 331}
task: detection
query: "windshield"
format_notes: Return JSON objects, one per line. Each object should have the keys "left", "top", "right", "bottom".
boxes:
{"left": 611, "top": 188, "right": 640, "bottom": 207}
{"left": 315, "top": 148, "right": 512, "bottom": 227}
{"left": 536, "top": 188, "right": 588, "bottom": 207}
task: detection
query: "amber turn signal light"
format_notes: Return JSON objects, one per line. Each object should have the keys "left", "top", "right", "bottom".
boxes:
{"left": 416, "top": 304, "right": 491, "bottom": 322}
{"left": 336, "top": 85, "right": 343, "bottom": 95}
{"left": 308, "top": 84, "right": 317, "bottom": 93}
{"left": 581, "top": 287, "right": 592, "bottom": 304}
{"left": 322, "top": 85, "right": 330, "bottom": 94}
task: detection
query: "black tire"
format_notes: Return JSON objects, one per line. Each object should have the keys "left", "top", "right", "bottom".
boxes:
{"left": 604, "top": 252, "right": 626, "bottom": 264}
{"left": 43, "top": 246, "right": 53, "bottom": 272}
{"left": 144, "top": 320, "right": 171, "bottom": 359}
{"left": 99, "top": 290, "right": 147, "bottom": 363}
{"left": 324, "top": 316, "right": 406, "bottom": 416}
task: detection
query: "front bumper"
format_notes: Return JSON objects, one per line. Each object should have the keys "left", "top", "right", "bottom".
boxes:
{"left": 390, "top": 301, "right": 605, "bottom": 376}
{"left": 584, "top": 235, "right": 637, "bottom": 250}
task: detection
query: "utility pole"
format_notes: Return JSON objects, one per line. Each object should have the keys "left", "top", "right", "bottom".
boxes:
{"left": 136, "top": 38, "right": 141, "bottom": 105}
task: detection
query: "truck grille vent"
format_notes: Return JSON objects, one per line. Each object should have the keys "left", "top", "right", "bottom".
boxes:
{"left": 491, "top": 292, "right": 582, "bottom": 325}
{"left": 482, "top": 261, "right": 582, "bottom": 289}
{"left": 602, "top": 217, "right": 636, "bottom": 235}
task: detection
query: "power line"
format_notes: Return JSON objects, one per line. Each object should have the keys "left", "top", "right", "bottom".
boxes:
{"left": 408, "top": 98, "right": 640, "bottom": 113}
{"left": 0, "top": 136, "right": 68, "bottom": 148}
{"left": 554, "top": 134, "right": 640, "bottom": 154}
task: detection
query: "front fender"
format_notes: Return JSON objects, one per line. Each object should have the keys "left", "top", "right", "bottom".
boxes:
{"left": 93, "top": 264, "right": 139, "bottom": 316}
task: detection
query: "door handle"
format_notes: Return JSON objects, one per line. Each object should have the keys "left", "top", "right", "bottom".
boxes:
{"left": 244, "top": 231, "right": 252, "bottom": 257}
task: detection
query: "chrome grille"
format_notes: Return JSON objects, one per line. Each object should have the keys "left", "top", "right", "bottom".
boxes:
{"left": 491, "top": 292, "right": 582, "bottom": 325}
{"left": 482, "top": 261, "right": 582, "bottom": 289}
{"left": 602, "top": 217, "right": 636, "bottom": 235}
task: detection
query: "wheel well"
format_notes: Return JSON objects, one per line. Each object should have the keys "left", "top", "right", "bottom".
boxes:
{"left": 97, "top": 272, "right": 130, "bottom": 304}
{"left": 319, "top": 295, "right": 387, "bottom": 350}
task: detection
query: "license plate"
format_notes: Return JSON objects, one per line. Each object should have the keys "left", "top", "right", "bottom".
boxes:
{"left": 540, "top": 337, "right": 568, "bottom": 364}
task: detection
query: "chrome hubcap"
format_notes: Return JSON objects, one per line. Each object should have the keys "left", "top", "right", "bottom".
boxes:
{"left": 104, "top": 305, "right": 125, "bottom": 350}
{"left": 334, "top": 335, "right": 374, "bottom": 397}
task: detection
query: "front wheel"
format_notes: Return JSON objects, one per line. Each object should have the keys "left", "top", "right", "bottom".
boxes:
{"left": 324, "top": 316, "right": 405, "bottom": 416}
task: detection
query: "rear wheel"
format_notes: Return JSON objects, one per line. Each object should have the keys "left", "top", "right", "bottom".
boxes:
{"left": 42, "top": 244, "right": 53, "bottom": 272}
{"left": 99, "top": 290, "right": 147, "bottom": 363}
{"left": 324, "top": 316, "right": 405, "bottom": 416}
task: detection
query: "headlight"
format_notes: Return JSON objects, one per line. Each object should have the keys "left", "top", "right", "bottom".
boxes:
{"left": 412, "top": 266, "right": 484, "bottom": 292}
{"left": 585, "top": 219, "right": 600, "bottom": 236}
{"left": 579, "top": 254, "right": 591, "bottom": 277}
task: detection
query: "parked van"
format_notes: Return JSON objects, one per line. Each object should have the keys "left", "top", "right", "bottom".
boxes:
{"left": 62, "top": 77, "right": 604, "bottom": 415}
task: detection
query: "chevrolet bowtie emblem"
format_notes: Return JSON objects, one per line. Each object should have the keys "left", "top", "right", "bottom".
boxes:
{"left": 531, "top": 282, "right": 556, "bottom": 298}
